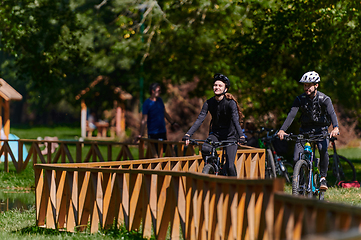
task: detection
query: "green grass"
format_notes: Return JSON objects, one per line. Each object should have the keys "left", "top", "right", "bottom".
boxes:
{"left": 11, "top": 125, "right": 82, "bottom": 141}
{"left": 0, "top": 207, "right": 149, "bottom": 239}
{"left": 284, "top": 184, "right": 361, "bottom": 207}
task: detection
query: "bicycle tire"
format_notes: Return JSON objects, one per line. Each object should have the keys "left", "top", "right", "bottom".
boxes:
{"left": 266, "top": 149, "right": 277, "bottom": 179}
{"left": 319, "top": 191, "right": 325, "bottom": 200}
{"left": 328, "top": 154, "right": 356, "bottom": 186}
{"left": 292, "top": 160, "right": 310, "bottom": 196}
{"left": 202, "top": 164, "right": 216, "bottom": 175}
{"left": 283, "top": 162, "right": 293, "bottom": 184}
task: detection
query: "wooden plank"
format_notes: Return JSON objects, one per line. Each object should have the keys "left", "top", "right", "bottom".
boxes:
{"left": 56, "top": 171, "right": 67, "bottom": 228}
{"left": 45, "top": 170, "right": 57, "bottom": 229}
{"left": 142, "top": 174, "right": 154, "bottom": 238}
{"left": 66, "top": 171, "right": 78, "bottom": 232}
{"left": 78, "top": 172, "right": 92, "bottom": 231}
{"left": 35, "top": 168, "right": 47, "bottom": 226}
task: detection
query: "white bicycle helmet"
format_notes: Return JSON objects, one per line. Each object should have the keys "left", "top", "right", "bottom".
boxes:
{"left": 299, "top": 71, "right": 320, "bottom": 83}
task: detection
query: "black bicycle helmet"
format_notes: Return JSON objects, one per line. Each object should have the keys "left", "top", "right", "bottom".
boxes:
{"left": 213, "top": 73, "right": 230, "bottom": 89}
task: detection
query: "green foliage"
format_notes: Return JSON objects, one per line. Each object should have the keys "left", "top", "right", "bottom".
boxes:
{"left": 1, "top": 0, "right": 361, "bottom": 126}
{"left": 0, "top": 0, "right": 89, "bottom": 110}
{"left": 228, "top": 0, "right": 361, "bottom": 122}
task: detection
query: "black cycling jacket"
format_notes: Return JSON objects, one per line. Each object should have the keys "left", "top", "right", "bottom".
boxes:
{"left": 186, "top": 97, "right": 245, "bottom": 140}
{"left": 280, "top": 91, "right": 338, "bottom": 132}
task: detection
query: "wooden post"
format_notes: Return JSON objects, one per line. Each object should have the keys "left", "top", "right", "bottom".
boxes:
{"left": 0, "top": 98, "right": 3, "bottom": 137}
{"left": 4, "top": 100, "right": 10, "bottom": 139}
{"left": 116, "top": 103, "right": 121, "bottom": 137}
{"left": 81, "top": 100, "right": 87, "bottom": 138}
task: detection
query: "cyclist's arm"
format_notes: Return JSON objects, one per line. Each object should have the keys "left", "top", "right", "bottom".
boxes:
{"left": 280, "top": 106, "right": 299, "bottom": 130}
{"left": 185, "top": 101, "right": 209, "bottom": 137}
{"left": 323, "top": 97, "right": 339, "bottom": 137}
{"left": 278, "top": 98, "right": 300, "bottom": 140}
{"left": 230, "top": 100, "right": 245, "bottom": 138}
{"left": 324, "top": 97, "right": 339, "bottom": 128}
{"left": 280, "top": 97, "right": 301, "bottom": 132}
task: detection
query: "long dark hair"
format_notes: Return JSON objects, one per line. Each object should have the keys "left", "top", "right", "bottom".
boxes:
{"left": 225, "top": 93, "right": 244, "bottom": 125}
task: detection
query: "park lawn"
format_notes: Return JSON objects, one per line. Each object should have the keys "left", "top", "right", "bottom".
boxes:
{"left": 0, "top": 125, "right": 360, "bottom": 238}
{"left": 0, "top": 207, "right": 149, "bottom": 240}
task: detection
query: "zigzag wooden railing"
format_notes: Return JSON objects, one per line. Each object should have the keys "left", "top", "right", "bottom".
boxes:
{"left": 34, "top": 158, "right": 361, "bottom": 239}
{"left": 34, "top": 158, "right": 282, "bottom": 239}
{"left": 0, "top": 138, "right": 263, "bottom": 178}
{"left": 0, "top": 139, "right": 137, "bottom": 173}
{"left": 273, "top": 192, "right": 361, "bottom": 240}
{"left": 138, "top": 138, "right": 199, "bottom": 158}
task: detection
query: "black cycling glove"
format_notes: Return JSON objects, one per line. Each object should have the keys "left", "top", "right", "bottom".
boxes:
{"left": 238, "top": 137, "right": 246, "bottom": 145}
{"left": 182, "top": 135, "right": 190, "bottom": 141}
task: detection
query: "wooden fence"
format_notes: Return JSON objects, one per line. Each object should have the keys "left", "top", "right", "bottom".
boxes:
{"left": 273, "top": 192, "right": 361, "bottom": 240}
{"left": 34, "top": 158, "right": 281, "bottom": 239}
{"left": 34, "top": 158, "right": 361, "bottom": 239}
{"left": 0, "top": 138, "right": 263, "bottom": 178}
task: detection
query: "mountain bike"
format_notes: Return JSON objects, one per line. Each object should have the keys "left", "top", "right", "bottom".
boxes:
{"left": 327, "top": 136, "right": 356, "bottom": 186}
{"left": 284, "top": 132, "right": 328, "bottom": 200}
{"left": 189, "top": 139, "right": 244, "bottom": 176}
{"left": 256, "top": 128, "right": 293, "bottom": 182}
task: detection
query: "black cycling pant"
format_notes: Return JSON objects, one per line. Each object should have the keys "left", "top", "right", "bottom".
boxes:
{"left": 293, "top": 129, "right": 329, "bottom": 178}
{"left": 201, "top": 135, "right": 238, "bottom": 177}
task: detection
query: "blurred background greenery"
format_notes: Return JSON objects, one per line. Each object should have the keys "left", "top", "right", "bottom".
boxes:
{"left": 1, "top": 0, "right": 360, "bottom": 142}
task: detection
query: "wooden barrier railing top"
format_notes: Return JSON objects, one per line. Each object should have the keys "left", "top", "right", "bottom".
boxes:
{"left": 34, "top": 161, "right": 361, "bottom": 239}
{"left": 0, "top": 138, "right": 264, "bottom": 178}
{"left": 33, "top": 148, "right": 265, "bottom": 179}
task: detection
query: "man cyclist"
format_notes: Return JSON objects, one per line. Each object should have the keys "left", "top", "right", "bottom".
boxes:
{"left": 183, "top": 74, "right": 245, "bottom": 176}
{"left": 277, "top": 71, "right": 340, "bottom": 190}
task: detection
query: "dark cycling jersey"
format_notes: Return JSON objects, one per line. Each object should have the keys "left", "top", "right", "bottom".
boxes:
{"left": 280, "top": 91, "right": 338, "bottom": 132}
{"left": 185, "top": 96, "right": 244, "bottom": 139}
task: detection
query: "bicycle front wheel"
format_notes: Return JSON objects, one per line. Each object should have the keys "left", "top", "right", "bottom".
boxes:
{"left": 328, "top": 154, "right": 356, "bottom": 186}
{"left": 292, "top": 160, "right": 310, "bottom": 196}
{"left": 265, "top": 149, "right": 277, "bottom": 179}
{"left": 202, "top": 164, "right": 216, "bottom": 175}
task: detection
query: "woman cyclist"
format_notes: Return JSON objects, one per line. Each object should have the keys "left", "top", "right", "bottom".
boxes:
{"left": 183, "top": 73, "right": 245, "bottom": 176}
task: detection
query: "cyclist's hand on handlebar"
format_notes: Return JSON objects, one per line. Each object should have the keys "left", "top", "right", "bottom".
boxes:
{"left": 238, "top": 136, "right": 246, "bottom": 145}
{"left": 182, "top": 134, "right": 190, "bottom": 146}
{"left": 330, "top": 127, "right": 339, "bottom": 138}
{"left": 277, "top": 129, "right": 287, "bottom": 140}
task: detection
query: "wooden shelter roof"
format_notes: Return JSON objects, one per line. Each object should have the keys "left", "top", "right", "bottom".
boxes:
{"left": 0, "top": 78, "right": 23, "bottom": 101}
{"left": 75, "top": 75, "right": 132, "bottom": 101}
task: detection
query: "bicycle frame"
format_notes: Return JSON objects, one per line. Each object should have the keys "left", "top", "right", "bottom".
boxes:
{"left": 190, "top": 139, "right": 239, "bottom": 176}
{"left": 257, "top": 128, "right": 291, "bottom": 181}
{"left": 301, "top": 142, "right": 318, "bottom": 194}
{"left": 286, "top": 133, "right": 328, "bottom": 199}
{"left": 330, "top": 137, "right": 341, "bottom": 182}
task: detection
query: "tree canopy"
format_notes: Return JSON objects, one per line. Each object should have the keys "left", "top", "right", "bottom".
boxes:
{"left": 1, "top": 0, "right": 360, "bottom": 127}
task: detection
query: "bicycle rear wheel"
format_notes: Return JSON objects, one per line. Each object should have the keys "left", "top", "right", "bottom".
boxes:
{"left": 328, "top": 154, "right": 356, "bottom": 186}
{"left": 265, "top": 149, "right": 277, "bottom": 179}
{"left": 283, "top": 162, "right": 293, "bottom": 183}
{"left": 292, "top": 160, "right": 310, "bottom": 196}
{"left": 202, "top": 164, "right": 216, "bottom": 175}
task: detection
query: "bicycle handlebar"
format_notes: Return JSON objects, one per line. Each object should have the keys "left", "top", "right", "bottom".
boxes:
{"left": 283, "top": 132, "right": 329, "bottom": 142}
{"left": 188, "top": 139, "right": 246, "bottom": 147}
